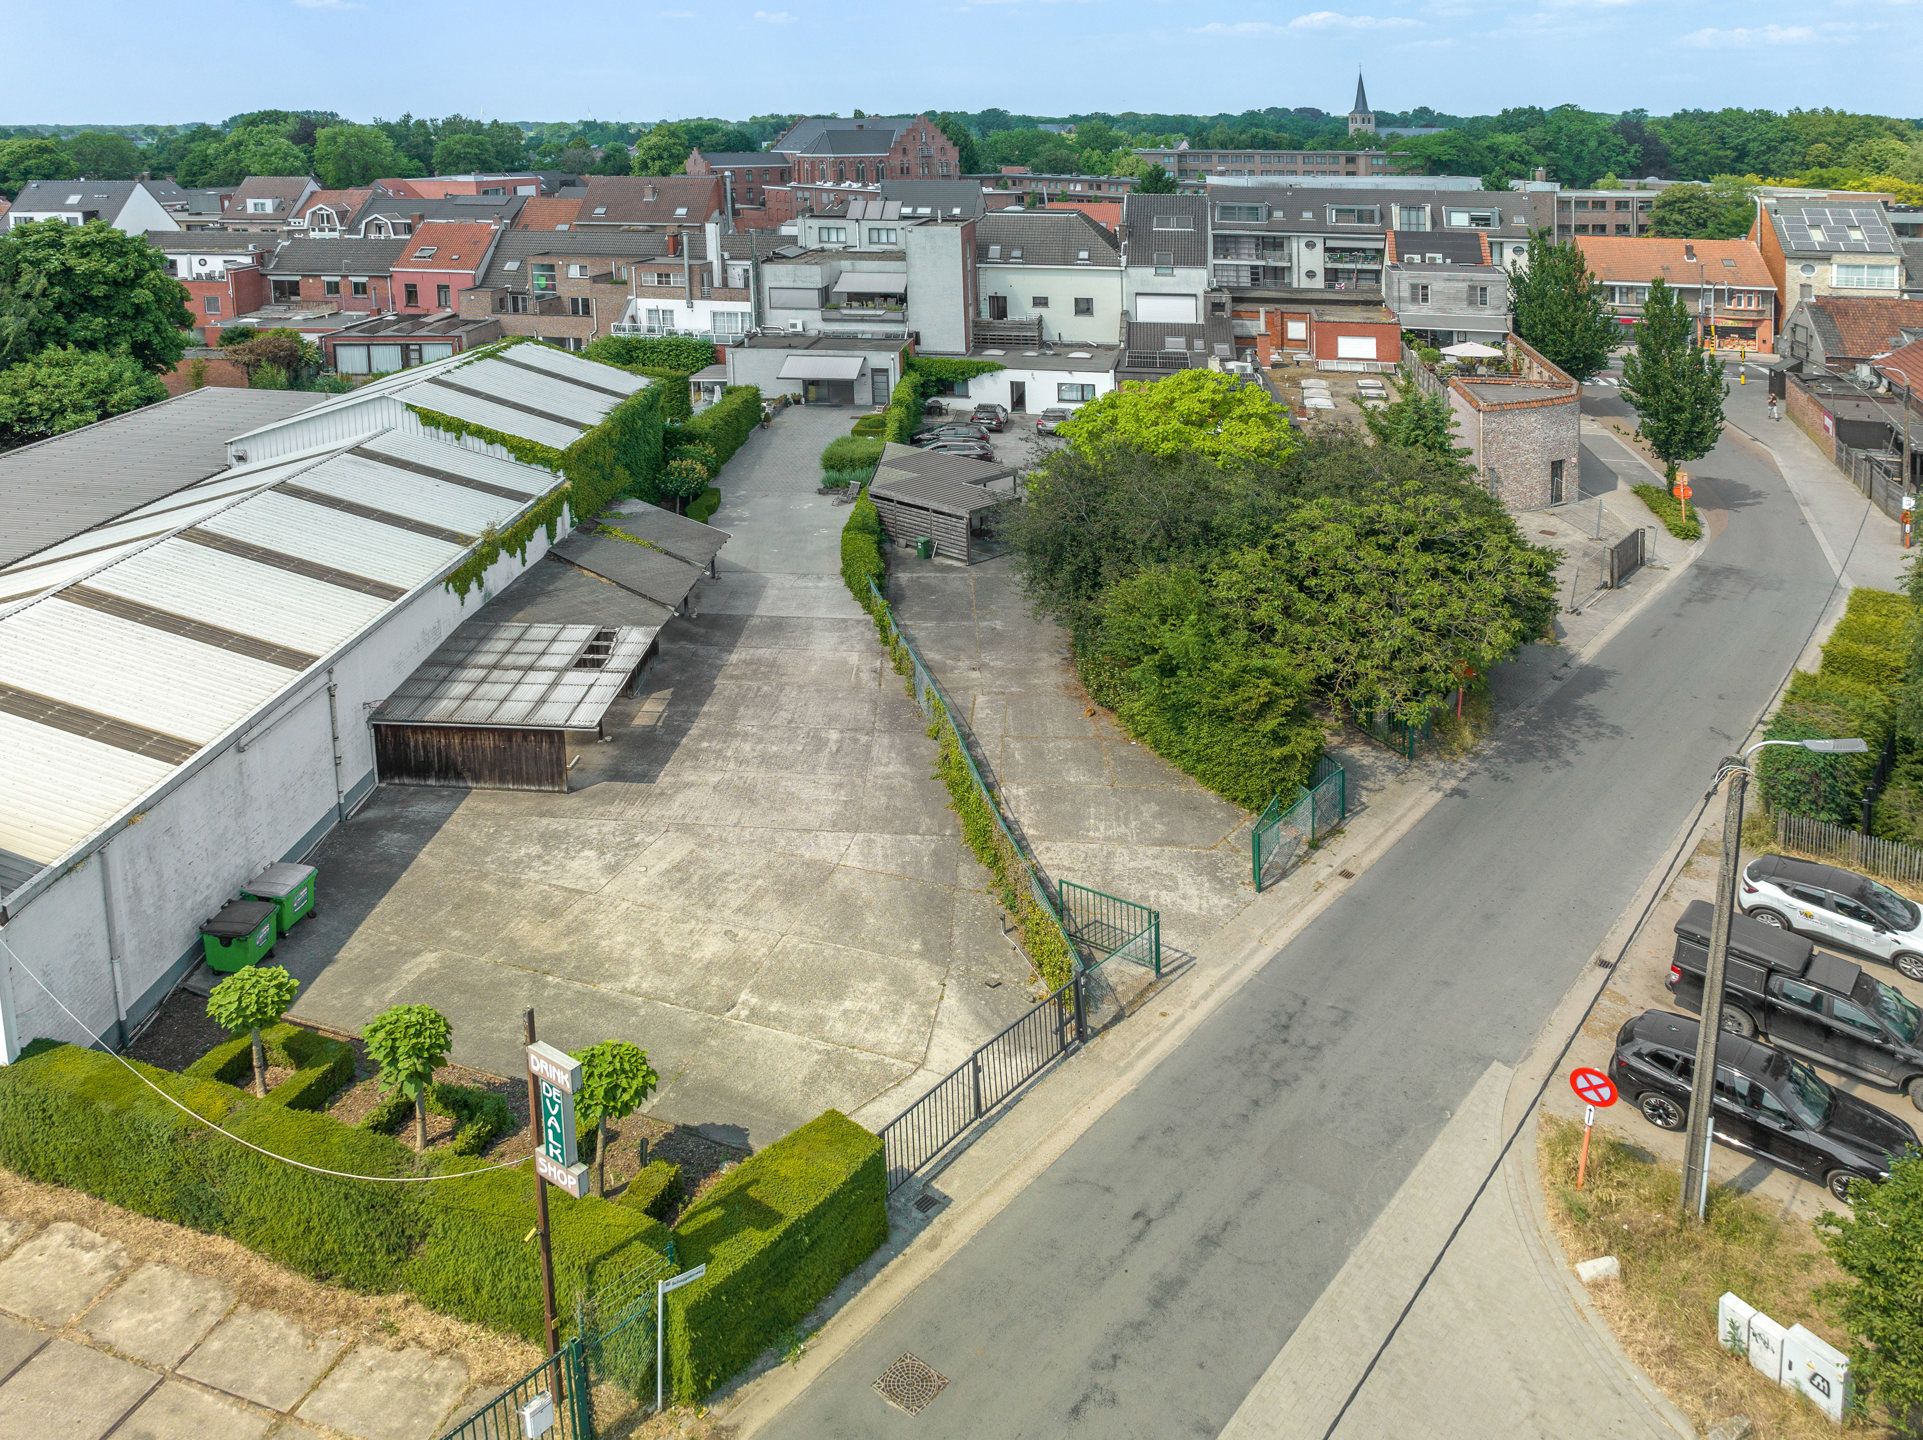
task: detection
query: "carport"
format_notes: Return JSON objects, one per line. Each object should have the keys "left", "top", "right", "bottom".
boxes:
{"left": 869, "top": 443, "right": 1016, "bottom": 563}
{"left": 550, "top": 523, "right": 714, "bottom": 614}
{"left": 373, "top": 622, "right": 658, "bottom": 791}
{"left": 778, "top": 352, "right": 864, "bottom": 406}
{"left": 598, "top": 500, "right": 730, "bottom": 577}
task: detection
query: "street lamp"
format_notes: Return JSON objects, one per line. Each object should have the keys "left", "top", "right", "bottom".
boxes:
{"left": 1681, "top": 735, "right": 1870, "bottom": 1220}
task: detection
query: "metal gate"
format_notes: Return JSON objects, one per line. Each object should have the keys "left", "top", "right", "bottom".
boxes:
{"left": 440, "top": 1349, "right": 591, "bottom": 1440}
{"left": 1252, "top": 756, "right": 1349, "bottom": 891}
{"left": 1059, "top": 882, "right": 1161, "bottom": 976}
{"left": 1606, "top": 528, "right": 1647, "bottom": 588}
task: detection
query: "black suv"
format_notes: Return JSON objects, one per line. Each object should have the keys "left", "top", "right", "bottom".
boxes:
{"left": 1610, "top": 1009, "right": 1918, "bottom": 1202}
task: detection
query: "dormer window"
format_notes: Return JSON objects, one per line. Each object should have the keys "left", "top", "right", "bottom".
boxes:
{"left": 413, "top": 246, "right": 437, "bottom": 259}
{"left": 1152, "top": 214, "right": 1193, "bottom": 231}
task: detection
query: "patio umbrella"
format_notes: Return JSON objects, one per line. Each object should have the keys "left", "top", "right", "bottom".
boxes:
{"left": 1439, "top": 341, "right": 1504, "bottom": 359}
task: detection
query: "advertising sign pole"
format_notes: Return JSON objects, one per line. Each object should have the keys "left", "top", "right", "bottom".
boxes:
{"left": 523, "top": 1008, "right": 562, "bottom": 1363}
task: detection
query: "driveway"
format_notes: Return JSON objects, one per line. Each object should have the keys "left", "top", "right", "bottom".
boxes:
{"left": 274, "top": 404, "right": 1030, "bottom": 1147}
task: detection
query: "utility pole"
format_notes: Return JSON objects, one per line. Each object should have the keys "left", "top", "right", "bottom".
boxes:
{"left": 1679, "top": 758, "right": 1746, "bottom": 1220}
{"left": 523, "top": 1007, "right": 561, "bottom": 1361}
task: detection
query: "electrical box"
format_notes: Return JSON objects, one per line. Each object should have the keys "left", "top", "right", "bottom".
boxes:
{"left": 1747, "top": 1309, "right": 1786, "bottom": 1384}
{"left": 518, "top": 1391, "right": 554, "bottom": 1438}
{"left": 1784, "top": 1325, "right": 1851, "bottom": 1425}
{"left": 1717, "top": 1292, "right": 1756, "bottom": 1356}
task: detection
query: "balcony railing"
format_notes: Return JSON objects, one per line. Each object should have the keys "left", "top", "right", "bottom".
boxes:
{"left": 609, "top": 322, "right": 747, "bottom": 342}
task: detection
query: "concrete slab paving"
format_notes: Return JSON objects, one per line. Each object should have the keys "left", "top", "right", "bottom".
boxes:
{"left": 275, "top": 403, "right": 1032, "bottom": 1146}
{"left": 0, "top": 1216, "right": 25, "bottom": 1258}
{"left": 0, "top": 1314, "right": 45, "bottom": 1383}
{"left": 179, "top": 1307, "right": 345, "bottom": 1412}
{"left": 295, "top": 1345, "right": 469, "bottom": 1440}
{"left": 0, "top": 1338, "right": 157, "bottom": 1440}
{"left": 114, "top": 1380, "right": 275, "bottom": 1440}
{"left": 0, "top": 1221, "right": 127, "bottom": 1327}
{"left": 79, "top": 1263, "right": 233, "bottom": 1369}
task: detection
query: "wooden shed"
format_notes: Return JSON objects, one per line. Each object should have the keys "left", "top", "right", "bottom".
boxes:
{"left": 868, "top": 443, "right": 1017, "bottom": 563}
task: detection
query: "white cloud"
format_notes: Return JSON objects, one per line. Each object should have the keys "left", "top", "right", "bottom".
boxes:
{"left": 1189, "top": 19, "right": 1288, "bottom": 32}
{"left": 1681, "top": 22, "right": 1814, "bottom": 45}
{"left": 752, "top": 7, "right": 796, "bottom": 19}
{"left": 1287, "top": 10, "right": 1419, "bottom": 27}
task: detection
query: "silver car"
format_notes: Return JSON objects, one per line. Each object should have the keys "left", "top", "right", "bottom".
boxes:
{"left": 1740, "top": 854, "right": 1923, "bottom": 981}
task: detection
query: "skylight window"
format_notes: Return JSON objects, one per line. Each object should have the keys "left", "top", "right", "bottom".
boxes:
{"left": 414, "top": 246, "right": 437, "bottom": 259}
{"left": 592, "top": 206, "right": 608, "bottom": 216}
{"left": 674, "top": 206, "right": 688, "bottom": 217}
{"left": 504, "top": 259, "right": 522, "bottom": 270}
{"left": 1010, "top": 247, "right": 1023, "bottom": 260}
{"left": 1076, "top": 249, "right": 1090, "bottom": 263}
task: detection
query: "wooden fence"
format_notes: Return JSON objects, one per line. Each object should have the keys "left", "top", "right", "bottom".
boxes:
{"left": 1775, "top": 811, "right": 1923, "bottom": 885}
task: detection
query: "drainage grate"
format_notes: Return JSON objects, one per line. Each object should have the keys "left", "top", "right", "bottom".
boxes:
{"left": 874, "top": 1353, "right": 949, "bottom": 1416}
{"left": 912, "top": 1193, "right": 942, "bottom": 1215}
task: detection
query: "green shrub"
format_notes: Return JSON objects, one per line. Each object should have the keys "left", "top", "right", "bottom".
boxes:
{"left": 820, "top": 467, "right": 869, "bottom": 490}
{"left": 839, "top": 492, "right": 887, "bottom": 604}
{"left": 688, "top": 487, "right": 721, "bottom": 523}
{"left": 1631, "top": 483, "right": 1703, "bottom": 541}
{"left": 820, "top": 435, "right": 884, "bottom": 475}
{"left": 1759, "top": 693, "right": 1883, "bottom": 823}
{"left": 1873, "top": 755, "right": 1923, "bottom": 845}
{"left": 670, "top": 439, "right": 718, "bottom": 475}
{"left": 667, "top": 1111, "right": 886, "bottom": 1399}
{"left": 564, "top": 386, "right": 669, "bottom": 517}
{"left": 618, "top": 1160, "right": 683, "bottom": 1221}
{"left": 583, "top": 335, "right": 717, "bottom": 374}
{"left": 676, "top": 385, "right": 761, "bottom": 468}
{"left": 186, "top": 1023, "right": 356, "bottom": 1113}
{"left": 850, "top": 413, "right": 887, "bottom": 437}
{"left": 361, "top": 1082, "right": 508, "bottom": 1158}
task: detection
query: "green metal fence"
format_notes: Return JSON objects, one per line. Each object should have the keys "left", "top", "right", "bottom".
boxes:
{"left": 1352, "top": 704, "right": 1435, "bottom": 760}
{"left": 440, "top": 1349, "right": 592, "bottom": 1440}
{"left": 1059, "top": 881, "right": 1162, "bottom": 977}
{"left": 1251, "top": 756, "right": 1349, "bottom": 892}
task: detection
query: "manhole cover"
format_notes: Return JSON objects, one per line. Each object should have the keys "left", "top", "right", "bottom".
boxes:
{"left": 874, "top": 1353, "right": 949, "bottom": 1416}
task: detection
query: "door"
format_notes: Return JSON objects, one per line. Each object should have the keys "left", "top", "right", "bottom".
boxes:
{"left": 1009, "top": 381, "right": 1026, "bottom": 413}
{"left": 1766, "top": 976, "right": 1833, "bottom": 1057}
{"left": 1708, "top": 1065, "right": 1761, "bottom": 1154}
{"left": 1823, "top": 893, "right": 1887, "bottom": 958}
{"left": 1744, "top": 1076, "right": 1821, "bottom": 1176}
{"left": 1781, "top": 883, "right": 1840, "bottom": 940}
{"left": 871, "top": 369, "right": 889, "bottom": 406}
{"left": 1549, "top": 459, "right": 1566, "bottom": 505}
{"left": 988, "top": 294, "right": 1008, "bottom": 321}
{"left": 1825, "top": 994, "right": 1898, "bottom": 1080}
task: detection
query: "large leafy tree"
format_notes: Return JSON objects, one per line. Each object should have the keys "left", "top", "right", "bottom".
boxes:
{"left": 631, "top": 122, "right": 692, "bottom": 177}
{"left": 223, "top": 125, "right": 312, "bottom": 180}
{"left": 1510, "top": 228, "right": 1619, "bottom": 382}
{"left": 0, "top": 138, "right": 74, "bottom": 194}
{"left": 205, "top": 965, "right": 301, "bottom": 1097}
{"left": 1817, "top": 1153, "right": 1923, "bottom": 1429}
{"left": 1358, "top": 376, "right": 1473, "bottom": 477}
{"left": 1058, "top": 369, "right": 1296, "bottom": 470}
{"left": 0, "top": 347, "right": 166, "bottom": 449}
{"left": 571, "top": 1040, "right": 659, "bottom": 1196}
{"left": 1619, "top": 277, "right": 1726, "bottom": 486}
{"left": 0, "top": 220, "right": 191, "bottom": 372}
{"left": 1647, "top": 177, "right": 1756, "bottom": 240}
{"left": 313, "top": 123, "right": 411, "bottom": 187}
{"left": 66, "top": 131, "right": 144, "bottom": 180}
{"left": 363, "top": 1003, "right": 452, "bottom": 1151}
{"left": 1211, "top": 480, "right": 1559, "bottom": 724}
{"left": 431, "top": 133, "right": 498, "bottom": 176}
{"left": 1134, "top": 164, "right": 1177, "bottom": 194}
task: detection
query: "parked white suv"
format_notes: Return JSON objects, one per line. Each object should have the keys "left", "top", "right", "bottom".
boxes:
{"left": 1740, "top": 854, "right": 1923, "bottom": 981}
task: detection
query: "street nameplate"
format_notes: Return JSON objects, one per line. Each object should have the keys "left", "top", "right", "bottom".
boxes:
{"left": 527, "top": 1041, "right": 580, "bottom": 1094}
{"left": 534, "top": 1152, "right": 589, "bottom": 1198}
{"left": 660, "top": 1263, "right": 707, "bottom": 1295}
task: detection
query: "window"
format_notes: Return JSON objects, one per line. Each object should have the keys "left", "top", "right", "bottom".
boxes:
{"left": 1614, "top": 199, "right": 1631, "bottom": 211}
{"left": 203, "top": 296, "right": 220, "bottom": 315}
{"left": 436, "top": 284, "right": 451, "bottom": 308}
{"left": 404, "top": 283, "right": 419, "bottom": 307}
{"left": 1773, "top": 978, "right": 1825, "bottom": 1013}
{"left": 868, "top": 227, "right": 899, "bottom": 244}
{"left": 713, "top": 311, "right": 748, "bottom": 337}
{"left": 1446, "top": 208, "right": 1498, "bottom": 228}
{"left": 1009, "top": 248, "right": 1023, "bottom": 261}
{"left": 323, "top": 278, "right": 341, "bottom": 297}
{"left": 1285, "top": 319, "right": 1307, "bottom": 341}
{"left": 568, "top": 296, "right": 592, "bottom": 316}
{"left": 1831, "top": 998, "right": 1884, "bottom": 1037}
{"left": 1410, "top": 283, "right": 1431, "bottom": 305}
{"left": 504, "top": 259, "right": 522, "bottom": 271}
{"left": 1031, "top": 296, "right": 1049, "bottom": 308}
{"left": 986, "top": 244, "right": 1002, "bottom": 261}
{"left": 1058, "top": 383, "right": 1096, "bottom": 402}
{"left": 818, "top": 225, "right": 848, "bottom": 243}
{"left": 1074, "top": 297, "right": 1093, "bottom": 316}
{"left": 1076, "top": 249, "right": 1091, "bottom": 264}
{"left": 533, "top": 263, "right": 557, "bottom": 292}
{"left": 1152, "top": 213, "right": 1194, "bottom": 230}
{"left": 413, "top": 246, "right": 438, "bottom": 260}
{"left": 1216, "top": 203, "right": 1267, "bottom": 223}
{"left": 1329, "top": 205, "right": 1380, "bottom": 226}
{"left": 1473, "top": 285, "right": 1490, "bottom": 307}
{"left": 674, "top": 206, "right": 688, "bottom": 217}
{"left": 1833, "top": 263, "right": 1898, "bottom": 290}
{"left": 567, "top": 264, "right": 588, "bottom": 279}
{"left": 247, "top": 198, "right": 273, "bottom": 215}
{"left": 351, "top": 279, "right": 369, "bottom": 298}
{"left": 1154, "top": 251, "right": 1174, "bottom": 275}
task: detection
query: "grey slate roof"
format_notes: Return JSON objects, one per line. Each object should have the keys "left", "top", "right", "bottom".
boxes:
{"left": 1123, "top": 193, "right": 1210, "bottom": 269}
{"left": 355, "top": 194, "right": 525, "bottom": 229}
{"left": 474, "top": 228, "right": 702, "bottom": 287}
{"left": 223, "top": 176, "right": 317, "bottom": 217}
{"left": 262, "top": 235, "right": 408, "bottom": 276}
{"left": 882, "top": 179, "right": 986, "bottom": 220}
{"left": 8, "top": 179, "right": 143, "bottom": 218}
{"left": 0, "top": 390, "right": 329, "bottom": 569}
{"left": 976, "top": 209, "right": 1120, "bottom": 267}
{"left": 697, "top": 151, "right": 782, "bottom": 168}
{"left": 1125, "top": 314, "right": 1235, "bottom": 360}
{"left": 144, "top": 230, "right": 268, "bottom": 253}
{"left": 775, "top": 115, "right": 917, "bottom": 156}
{"left": 873, "top": 444, "right": 1014, "bottom": 508}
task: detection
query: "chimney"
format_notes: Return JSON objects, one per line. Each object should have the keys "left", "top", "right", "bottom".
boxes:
{"left": 1533, "top": 167, "right": 1547, "bottom": 183}
{"left": 644, "top": 183, "right": 657, "bottom": 202}
{"left": 1684, "top": 243, "right": 1696, "bottom": 262}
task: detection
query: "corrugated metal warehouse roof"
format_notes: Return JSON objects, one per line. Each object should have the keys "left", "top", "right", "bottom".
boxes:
{"left": 376, "top": 623, "right": 656, "bottom": 729}
{"left": 0, "top": 430, "right": 568, "bottom": 905}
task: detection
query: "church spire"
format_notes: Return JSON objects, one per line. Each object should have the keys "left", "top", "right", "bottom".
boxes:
{"left": 1352, "top": 70, "right": 1370, "bottom": 116}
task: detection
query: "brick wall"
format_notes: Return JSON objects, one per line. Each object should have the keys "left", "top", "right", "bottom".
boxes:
{"left": 161, "top": 353, "right": 251, "bottom": 395}
{"left": 1474, "top": 393, "right": 1580, "bottom": 510}
{"left": 1785, "top": 371, "right": 1837, "bottom": 452}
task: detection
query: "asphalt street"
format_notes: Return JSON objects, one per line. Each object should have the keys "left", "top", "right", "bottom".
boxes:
{"left": 760, "top": 371, "right": 1845, "bottom": 1440}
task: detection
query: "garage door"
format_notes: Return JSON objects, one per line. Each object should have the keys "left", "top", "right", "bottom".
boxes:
{"left": 1335, "top": 335, "right": 1378, "bottom": 360}
{"left": 1136, "top": 293, "right": 1198, "bottom": 323}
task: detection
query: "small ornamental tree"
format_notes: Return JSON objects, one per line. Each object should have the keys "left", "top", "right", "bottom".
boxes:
{"left": 572, "top": 1041, "right": 659, "bottom": 1196}
{"left": 205, "top": 965, "right": 301, "bottom": 1097}
{"left": 1620, "top": 276, "right": 1727, "bottom": 488}
{"left": 1817, "top": 1152, "right": 1923, "bottom": 1429}
{"left": 1358, "top": 374, "right": 1473, "bottom": 478}
{"left": 363, "top": 1003, "right": 452, "bottom": 1150}
{"left": 1509, "top": 228, "right": 1620, "bottom": 383}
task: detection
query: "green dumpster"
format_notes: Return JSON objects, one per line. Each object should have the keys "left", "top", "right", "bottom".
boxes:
{"left": 242, "top": 862, "right": 317, "bottom": 937}
{"left": 915, "top": 535, "right": 934, "bottom": 560}
{"left": 200, "top": 899, "right": 278, "bottom": 974}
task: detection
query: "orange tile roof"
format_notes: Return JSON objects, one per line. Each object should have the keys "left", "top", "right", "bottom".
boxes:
{"left": 515, "top": 196, "right": 583, "bottom": 230}
{"left": 297, "top": 188, "right": 373, "bottom": 222}
{"left": 1812, "top": 297, "right": 1923, "bottom": 360}
{"left": 1873, "top": 336, "right": 1923, "bottom": 394}
{"left": 392, "top": 221, "right": 502, "bottom": 273}
{"left": 1575, "top": 236, "right": 1773, "bottom": 291}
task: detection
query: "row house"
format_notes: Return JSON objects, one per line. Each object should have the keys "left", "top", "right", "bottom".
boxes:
{"left": 219, "top": 176, "right": 319, "bottom": 232}
{"left": 3, "top": 179, "right": 180, "bottom": 234}
{"left": 290, "top": 188, "right": 378, "bottom": 235}
{"left": 1575, "top": 236, "right": 1778, "bottom": 353}
{"left": 1780, "top": 296, "right": 1923, "bottom": 374}
{"left": 980, "top": 168, "right": 1136, "bottom": 201}
{"left": 974, "top": 209, "right": 1124, "bottom": 347}
{"left": 1117, "top": 194, "right": 1234, "bottom": 379}
{"left": 1755, "top": 199, "right": 1905, "bottom": 319}
{"left": 1382, "top": 230, "right": 1510, "bottom": 348}
{"left": 259, "top": 235, "right": 404, "bottom": 312}
{"left": 146, "top": 232, "right": 272, "bottom": 341}
{"left": 389, "top": 220, "right": 507, "bottom": 315}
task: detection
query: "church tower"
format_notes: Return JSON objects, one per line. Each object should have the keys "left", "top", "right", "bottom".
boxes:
{"left": 1347, "top": 71, "right": 1375, "bottom": 136}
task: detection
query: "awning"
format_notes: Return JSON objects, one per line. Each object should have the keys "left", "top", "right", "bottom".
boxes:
{"left": 778, "top": 354, "right": 865, "bottom": 381}
{"left": 831, "top": 272, "right": 908, "bottom": 296}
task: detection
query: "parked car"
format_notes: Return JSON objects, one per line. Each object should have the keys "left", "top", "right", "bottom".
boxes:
{"left": 1666, "top": 899, "right": 1923, "bottom": 1107}
{"left": 922, "top": 442, "right": 994, "bottom": 460}
{"left": 1739, "top": 854, "right": 1923, "bottom": 981}
{"left": 914, "top": 423, "right": 988, "bottom": 443}
{"left": 1609, "top": 1008, "right": 1919, "bottom": 1202}
{"left": 1035, "top": 408, "right": 1073, "bottom": 435}
{"left": 922, "top": 396, "right": 949, "bottom": 416}
{"left": 970, "top": 403, "right": 1009, "bottom": 432}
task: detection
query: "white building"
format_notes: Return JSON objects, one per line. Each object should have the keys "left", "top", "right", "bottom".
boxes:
{"left": 974, "top": 209, "right": 1124, "bottom": 346}
{"left": 959, "top": 345, "right": 1123, "bottom": 416}
{"left": 4, "top": 180, "right": 181, "bottom": 235}
{"left": 0, "top": 347, "right": 652, "bottom": 1060}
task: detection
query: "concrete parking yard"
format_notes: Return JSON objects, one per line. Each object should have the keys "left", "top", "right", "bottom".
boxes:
{"left": 269, "top": 404, "right": 1031, "bottom": 1147}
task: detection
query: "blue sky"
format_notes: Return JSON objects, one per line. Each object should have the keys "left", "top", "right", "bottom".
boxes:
{"left": 6, "top": 0, "right": 1915, "bottom": 124}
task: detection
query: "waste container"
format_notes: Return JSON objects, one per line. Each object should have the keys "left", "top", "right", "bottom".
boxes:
{"left": 242, "top": 862, "right": 317, "bottom": 937}
{"left": 199, "top": 899, "right": 278, "bottom": 974}
{"left": 915, "top": 535, "right": 934, "bottom": 560}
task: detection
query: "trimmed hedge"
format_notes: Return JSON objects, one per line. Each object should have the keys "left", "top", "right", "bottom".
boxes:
{"left": 1631, "top": 483, "right": 1704, "bottom": 541}
{"left": 821, "top": 435, "right": 884, "bottom": 476}
{"left": 839, "top": 491, "right": 887, "bottom": 606}
{"left": 583, "top": 335, "right": 717, "bottom": 374}
{"left": 185, "top": 1022, "right": 356, "bottom": 1113}
{"left": 850, "top": 413, "right": 887, "bottom": 437}
{"left": 666, "top": 1111, "right": 886, "bottom": 1399}
{"left": 688, "top": 486, "right": 720, "bottom": 523}
{"left": 676, "top": 385, "right": 761, "bottom": 468}
{"left": 617, "top": 1159, "right": 683, "bottom": 1221}
{"left": 0, "top": 1041, "right": 675, "bottom": 1344}
{"left": 361, "top": 1081, "right": 512, "bottom": 1158}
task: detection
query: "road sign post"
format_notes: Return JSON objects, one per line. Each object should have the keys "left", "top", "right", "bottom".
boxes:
{"left": 522, "top": 1013, "right": 565, "bottom": 1383}
{"left": 655, "top": 1263, "right": 708, "bottom": 1414}
{"left": 1568, "top": 1069, "right": 1617, "bottom": 1192}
